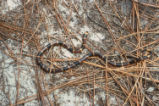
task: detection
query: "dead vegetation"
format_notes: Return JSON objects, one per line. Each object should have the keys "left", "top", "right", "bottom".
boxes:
{"left": 0, "top": 0, "right": 159, "bottom": 106}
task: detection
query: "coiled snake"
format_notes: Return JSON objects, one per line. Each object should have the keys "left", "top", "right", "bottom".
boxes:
{"left": 36, "top": 33, "right": 151, "bottom": 73}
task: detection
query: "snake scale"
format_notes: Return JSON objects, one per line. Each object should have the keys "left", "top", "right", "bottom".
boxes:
{"left": 36, "top": 33, "right": 150, "bottom": 73}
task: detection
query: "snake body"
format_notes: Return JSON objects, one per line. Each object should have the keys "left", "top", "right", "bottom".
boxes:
{"left": 36, "top": 34, "right": 150, "bottom": 73}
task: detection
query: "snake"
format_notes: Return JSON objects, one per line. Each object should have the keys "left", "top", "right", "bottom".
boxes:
{"left": 36, "top": 33, "right": 151, "bottom": 73}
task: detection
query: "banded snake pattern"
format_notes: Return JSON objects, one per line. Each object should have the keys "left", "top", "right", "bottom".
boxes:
{"left": 36, "top": 33, "right": 151, "bottom": 73}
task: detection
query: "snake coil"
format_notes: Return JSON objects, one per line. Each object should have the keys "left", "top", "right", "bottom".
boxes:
{"left": 36, "top": 34, "right": 150, "bottom": 73}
